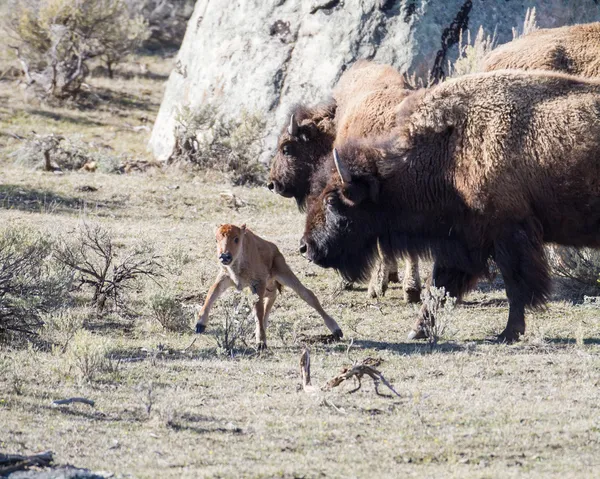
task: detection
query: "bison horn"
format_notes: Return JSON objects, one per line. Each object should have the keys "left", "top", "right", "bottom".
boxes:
{"left": 288, "top": 114, "right": 298, "bottom": 136}
{"left": 333, "top": 148, "right": 351, "bottom": 184}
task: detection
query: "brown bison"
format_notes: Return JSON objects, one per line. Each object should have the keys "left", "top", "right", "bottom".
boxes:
{"left": 196, "top": 224, "right": 342, "bottom": 348}
{"left": 301, "top": 70, "right": 600, "bottom": 343}
{"left": 482, "top": 22, "right": 600, "bottom": 78}
{"left": 268, "top": 60, "right": 421, "bottom": 301}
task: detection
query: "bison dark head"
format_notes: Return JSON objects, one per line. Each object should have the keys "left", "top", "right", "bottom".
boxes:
{"left": 268, "top": 102, "right": 336, "bottom": 210}
{"left": 301, "top": 146, "right": 385, "bottom": 282}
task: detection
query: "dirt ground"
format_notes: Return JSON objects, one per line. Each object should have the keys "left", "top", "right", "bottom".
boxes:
{"left": 1, "top": 54, "right": 600, "bottom": 479}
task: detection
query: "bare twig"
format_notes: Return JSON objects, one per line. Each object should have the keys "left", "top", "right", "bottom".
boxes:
{"left": 52, "top": 397, "right": 95, "bottom": 407}
{"left": 182, "top": 337, "right": 197, "bottom": 352}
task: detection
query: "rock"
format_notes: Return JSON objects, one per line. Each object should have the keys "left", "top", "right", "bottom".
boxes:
{"left": 149, "top": 0, "right": 600, "bottom": 164}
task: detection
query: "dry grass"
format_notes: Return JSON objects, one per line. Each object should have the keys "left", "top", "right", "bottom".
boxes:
{"left": 1, "top": 55, "right": 600, "bottom": 479}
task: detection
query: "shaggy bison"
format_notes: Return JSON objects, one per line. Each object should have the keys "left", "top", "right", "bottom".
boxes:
{"left": 482, "top": 22, "right": 600, "bottom": 78}
{"left": 268, "top": 60, "right": 421, "bottom": 301}
{"left": 301, "top": 70, "right": 600, "bottom": 343}
{"left": 196, "top": 224, "right": 342, "bottom": 349}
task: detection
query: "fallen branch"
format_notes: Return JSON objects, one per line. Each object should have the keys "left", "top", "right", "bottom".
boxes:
{"left": 0, "top": 451, "right": 54, "bottom": 475}
{"left": 298, "top": 349, "right": 401, "bottom": 398}
{"left": 324, "top": 357, "right": 402, "bottom": 398}
{"left": 52, "top": 397, "right": 95, "bottom": 407}
{"left": 182, "top": 337, "right": 197, "bottom": 352}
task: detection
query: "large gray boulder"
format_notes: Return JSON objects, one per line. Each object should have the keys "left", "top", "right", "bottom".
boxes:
{"left": 149, "top": 0, "right": 600, "bottom": 164}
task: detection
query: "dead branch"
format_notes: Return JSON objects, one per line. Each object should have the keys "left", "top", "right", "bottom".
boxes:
{"left": 52, "top": 397, "right": 95, "bottom": 407}
{"left": 0, "top": 451, "right": 54, "bottom": 475}
{"left": 298, "top": 349, "right": 401, "bottom": 398}
{"left": 323, "top": 357, "right": 402, "bottom": 398}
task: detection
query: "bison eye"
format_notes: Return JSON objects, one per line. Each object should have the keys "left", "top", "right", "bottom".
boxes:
{"left": 282, "top": 144, "right": 292, "bottom": 156}
{"left": 324, "top": 195, "right": 336, "bottom": 208}
{"left": 234, "top": 237, "right": 239, "bottom": 244}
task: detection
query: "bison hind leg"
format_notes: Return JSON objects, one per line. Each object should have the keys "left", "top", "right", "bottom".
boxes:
{"left": 494, "top": 220, "right": 551, "bottom": 342}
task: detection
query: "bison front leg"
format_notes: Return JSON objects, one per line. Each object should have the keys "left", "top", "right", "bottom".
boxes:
{"left": 273, "top": 256, "right": 343, "bottom": 339}
{"left": 493, "top": 221, "right": 550, "bottom": 343}
{"left": 408, "top": 263, "right": 479, "bottom": 340}
{"left": 196, "top": 273, "right": 233, "bottom": 333}
{"left": 403, "top": 254, "right": 422, "bottom": 304}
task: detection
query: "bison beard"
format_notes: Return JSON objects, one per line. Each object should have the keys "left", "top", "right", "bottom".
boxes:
{"left": 303, "top": 70, "right": 600, "bottom": 343}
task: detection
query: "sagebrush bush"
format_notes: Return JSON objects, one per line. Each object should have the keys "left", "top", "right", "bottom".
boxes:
{"left": 420, "top": 286, "right": 457, "bottom": 349}
{"left": 6, "top": 0, "right": 149, "bottom": 97}
{"left": 0, "top": 226, "right": 71, "bottom": 342}
{"left": 150, "top": 292, "right": 191, "bottom": 332}
{"left": 208, "top": 293, "right": 254, "bottom": 356}
{"left": 548, "top": 246, "right": 600, "bottom": 294}
{"left": 54, "top": 222, "right": 162, "bottom": 314}
{"left": 11, "top": 133, "right": 123, "bottom": 172}
{"left": 447, "top": 26, "right": 497, "bottom": 78}
{"left": 66, "top": 330, "right": 109, "bottom": 383}
{"left": 172, "top": 105, "right": 267, "bottom": 186}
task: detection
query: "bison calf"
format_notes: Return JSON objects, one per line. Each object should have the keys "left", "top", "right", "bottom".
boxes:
{"left": 195, "top": 224, "right": 343, "bottom": 349}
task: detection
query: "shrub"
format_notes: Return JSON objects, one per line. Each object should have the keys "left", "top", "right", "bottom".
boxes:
{"left": 447, "top": 26, "right": 497, "bottom": 78}
{"left": 171, "top": 105, "right": 267, "bottom": 186}
{"left": 66, "top": 330, "right": 109, "bottom": 382}
{"left": 54, "top": 223, "right": 162, "bottom": 314}
{"left": 125, "top": 0, "right": 194, "bottom": 50}
{"left": 11, "top": 133, "right": 123, "bottom": 172}
{"left": 548, "top": 246, "right": 600, "bottom": 295}
{"left": 420, "top": 286, "right": 457, "bottom": 349}
{"left": 6, "top": 0, "right": 149, "bottom": 97}
{"left": 0, "top": 226, "right": 70, "bottom": 342}
{"left": 209, "top": 293, "right": 254, "bottom": 356}
{"left": 150, "top": 291, "right": 191, "bottom": 332}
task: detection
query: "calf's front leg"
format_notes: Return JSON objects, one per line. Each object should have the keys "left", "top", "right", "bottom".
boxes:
{"left": 195, "top": 273, "right": 233, "bottom": 333}
{"left": 273, "top": 256, "right": 343, "bottom": 339}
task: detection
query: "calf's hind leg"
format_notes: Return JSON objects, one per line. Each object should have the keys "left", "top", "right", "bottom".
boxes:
{"left": 273, "top": 256, "right": 343, "bottom": 339}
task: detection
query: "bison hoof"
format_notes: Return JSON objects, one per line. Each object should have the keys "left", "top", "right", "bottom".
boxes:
{"left": 195, "top": 323, "right": 206, "bottom": 334}
{"left": 332, "top": 329, "right": 344, "bottom": 340}
{"left": 496, "top": 329, "right": 522, "bottom": 344}
{"left": 388, "top": 272, "right": 400, "bottom": 283}
{"left": 256, "top": 341, "right": 267, "bottom": 351}
{"left": 407, "top": 328, "right": 428, "bottom": 341}
{"left": 404, "top": 288, "right": 421, "bottom": 304}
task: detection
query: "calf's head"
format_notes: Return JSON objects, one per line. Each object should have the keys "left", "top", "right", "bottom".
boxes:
{"left": 301, "top": 147, "right": 383, "bottom": 282}
{"left": 215, "top": 224, "right": 246, "bottom": 266}
{"left": 268, "top": 102, "right": 336, "bottom": 209}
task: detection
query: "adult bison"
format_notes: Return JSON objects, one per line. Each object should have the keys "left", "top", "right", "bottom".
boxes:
{"left": 268, "top": 60, "right": 421, "bottom": 301}
{"left": 482, "top": 22, "right": 600, "bottom": 78}
{"left": 301, "top": 70, "right": 600, "bottom": 343}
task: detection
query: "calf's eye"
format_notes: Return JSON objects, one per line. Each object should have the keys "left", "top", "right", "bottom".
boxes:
{"left": 234, "top": 237, "right": 239, "bottom": 244}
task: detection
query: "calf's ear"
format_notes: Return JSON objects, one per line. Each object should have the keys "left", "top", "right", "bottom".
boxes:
{"left": 240, "top": 224, "right": 247, "bottom": 234}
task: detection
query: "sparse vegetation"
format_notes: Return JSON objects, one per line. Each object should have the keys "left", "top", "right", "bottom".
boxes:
{"left": 210, "top": 293, "right": 255, "bottom": 356}
{"left": 171, "top": 105, "right": 267, "bottom": 186}
{"left": 420, "top": 286, "right": 457, "bottom": 349}
{"left": 11, "top": 133, "right": 123, "bottom": 172}
{"left": 54, "top": 223, "right": 162, "bottom": 314}
{"left": 0, "top": 226, "right": 70, "bottom": 342}
{"left": 6, "top": 0, "right": 149, "bottom": 97}
{"left": 447, "top": 26, "right": 497, "bottom": 77}
{"left": 65, "top": 329, "right": 109, "bottom": 383}
{"left": 150, "top": 291, "right": 191, "bottom": 332}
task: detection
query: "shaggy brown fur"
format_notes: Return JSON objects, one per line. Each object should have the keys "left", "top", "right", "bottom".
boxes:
{"left": 482, "top": 22, "right": 600, "bottom": 78}
{"left": 196, "top": 224, "right": 342, "bottom": 348}
{"left": 268, "top": 60, "right": 421, "bottom": 302}
{"left": 302, "top": 70, "right": 600, "bottom": 343}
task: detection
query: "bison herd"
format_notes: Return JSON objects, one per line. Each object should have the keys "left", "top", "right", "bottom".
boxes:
{"left": 198, "top": 22, "right": 600, "bottom": 347}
